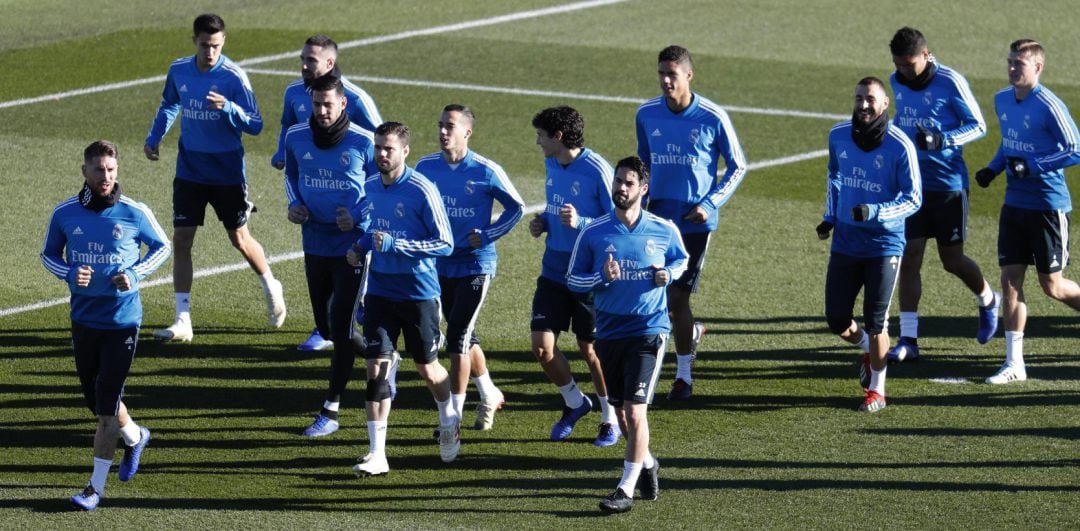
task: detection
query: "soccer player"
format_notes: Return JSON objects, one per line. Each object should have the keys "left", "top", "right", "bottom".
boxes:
{"left": 284, "top": 76, "right": 379, "bottom": 437}
{"left": 41, "top": 141, "right": 171, "bottom": 511}
{"left": 347, "top": 122, "right": 457, "bottom": 476}
{"left": 416, "top": 104, "right": 524, "bottom": 430}
{"left": 272, "top": 34, "right": 383, "bottom": 352}
{"left": 886, "top": 27, "right": 999, "bottom": 363}
{"left": 144, "top": 13, "right": 285, "bottom": 342}
{"left": 818, "top": 77, "right": 922, "bottom": 413}
{"left": 973, "top": 39, "right": 1080, "bottom": 384}
{"left": 528, "top": 106, "right": 620, "bottom": 447}
{"left": 635, "top": 45, "right": 746, "bottom": 400}
{"left": 568, "top": 156, "right": 687, "bottom": 513}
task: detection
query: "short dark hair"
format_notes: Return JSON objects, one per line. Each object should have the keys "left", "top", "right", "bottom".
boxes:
{"left": 309, "top": 74, "right": 343, "bottom": 95}
{"left": 305, "top": 35, "right": 338, "bottom": 54}
{"left": 889, "top": 27, "right": 926, "bottom": 57}
{"left": 531, "top": 106, "right": 584, "bottom": 149}
{"left": 443, "top": 104, "right": 475, "bottom": 127}
{"left": 615, "top": 156, "right": 650, "bottom": 186}
{"left": 1011, "top": 39, "right": 1045, "bottom": 63}
{"left": 658, "top": 45, "right": 692, "bottom": 68}
{"left": 84, "top": 140, "right": 118, "bottom": 162}
{"left": 375, "top": 122, "right": 410, "bottom": 146}
{"left": 857, "top": 76, "right": 887, "bottom": 92}
{"left": 193, "top": 14, "right": 225, "bottom": 36}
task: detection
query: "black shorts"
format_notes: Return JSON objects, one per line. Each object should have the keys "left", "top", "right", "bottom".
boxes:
{"left": 824, "top": 253, "right": 901, "bottom": 335}
{"left": 672, "top": 231, "right": 710, "bottom": 292}
{"left": 530, "top": 275, "right": 595, "bottom": 341}
{"left": 363, "top": 294, "right": 443, "bottom": 364}
{"left": 998, "top": 205, "right": 1071, "bottom": 274}
{"left": 304, "top": 253, "right": 365, "bottom": 345}
{"left": 173, "top": 179, "right": 253, "bottom": 230}
{"left": 71, "top": 323, "right": 139, "bottom": 416}
{"left": 439, "top": 274, "right": 488, "bottom": 355}
{"left": 597, "top": 334, "right": 666, "bottom": 407}
{"left": 905, "top": 190, "right": 968, "bottom": 246}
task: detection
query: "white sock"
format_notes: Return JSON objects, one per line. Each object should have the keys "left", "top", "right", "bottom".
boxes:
{"left": 323, "top": 400, "right": 340, "bottom": 412}
{"left": 175, "top": 293, "right": 191, "bottom": 321}
{"left": 1005, "top": 331, "right": 1024, "bottom": 366}
{"left": 899, "top": 312, "right": 918, "bottom": 339}
{"left": 451, "top": 393, "right": 466, "bottom": 418}
{"left": 472, "top": 371, "right": 497, "bottom": 401}
{"left": 616, "top": 460, "right": 642, "bottom": 497}
{"left": 436, "top": 398, "right": 456, "bottom": 426}
{"left": 977, "top": 282, "right": 994, "bottom": 307}
{"left": 258, "top": 270, "right": 276, "bottom": 291}
{"left": 675, "top": 354, "right": 693, "bottom": 383}
{"left": 118, "top": 420, "right": 141, "bottom": 446}
{"left": 642, "top": 451, "right": 655, "bottom": 470}
{"left": 558, "top": 380, "right": 585, "bottom": 409}
{"left": 367, "top": 420, "right": 387, "bottom": 455}
{"left": 869, "top": 366, "right": 886, "bottom": 395}
{"left": 597, "top": 395, "right": 614, "bottom": 424}
{"left": 90, "top": 457, "right": 111, "bottom": 494}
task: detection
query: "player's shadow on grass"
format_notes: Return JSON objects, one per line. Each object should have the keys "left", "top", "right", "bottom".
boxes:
{"left": 862, "top": 426, "right": 1080, "bottom": 440}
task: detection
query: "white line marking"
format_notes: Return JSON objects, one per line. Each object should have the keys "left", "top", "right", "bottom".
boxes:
{"left": 0, "top": 0, "right": 627, "bottom": 111}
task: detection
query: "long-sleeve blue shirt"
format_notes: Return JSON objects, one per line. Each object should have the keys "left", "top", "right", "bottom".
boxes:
{"left": 539, "top": 148, "right": 614, "bottom": 284}
{"left": 890, "top": 63, "right": 986, "bottom": 192}
{"left": 42, "top": 194, "right": 171, "bottom": 329}
{"left": 824, "top": 121, "right": 923, "bottom": 258}
{"left": 272, "top": 76, "right": 382, "bottom": 168}
{"left": 355, "top": 167, "right": 453, "bottom": 300}
{"left": 284, "top": 123, "right": 378, "bottom": 256}
{"left": 988, "top": 84, "right": 1080, "bottom": 212}
{"left": 416, "top": 150, "right": 524, "bottom": 278}
{"left": 145, "top": 55, "right": 263, "bottom": 185}
{"left": 567, "top": 212, "right": 688, "bottom": 340}
{"left": 636, "top": 93, "right": 747, "bottom": 233}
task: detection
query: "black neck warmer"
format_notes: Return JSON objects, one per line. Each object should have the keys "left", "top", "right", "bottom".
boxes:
{"left": 310, "top": 106, "right": 349, "bottom": 149}
{"left": 79, "top": 181, "right": 121, "bottom": 212}
{"left": 851, "top": 111, "right": 889, "bottom": 152}
{"left": 895, "top": 60, "right": 938, "bottom": 91}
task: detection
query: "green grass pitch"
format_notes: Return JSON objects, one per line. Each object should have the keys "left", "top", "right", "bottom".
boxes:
{"left": 1, "top": 0, "right": 1077, "bottom": 527}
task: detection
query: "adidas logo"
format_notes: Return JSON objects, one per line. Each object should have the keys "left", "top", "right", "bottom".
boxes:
{"left": 1051, "top": 255, "right": 1060, "bottom": 268}
{"left": 471, "top": 277, "right": 485, "bottom": 287}
{"left": 125, "top": 336, "right": 134, "bottom": 345}
{"left": 651, "top": 128, "right": 662, "bottom": 137}
{"left": 895, "top": 92, "right": 903, "bottom": 100}
{"left": 839, "top": 151, "right": 848, "bottom": 159}
{"left": 1000, "top": 113, "right": 1008, "bottom": 122}
{"left": 298, "top": 104, "right": 306, "bottom": 112}
{"left": 303, "top": 152, "right": 313, "bottom": 160}
{"left": 73, "top": 226, "right": 83, "bottom": 235}
{"left": 605, "top": 244, "right": 617, "bottom": 253}
{"left": 179, "top": 84, "right": 188, "bottom": 93}
{"left": 532, "top": 313, "right": 546, "bottom": 320}
{"left": 950, "top": 229, "right": 961, "bottom": 242}
{"left": 546, "top": 178, "right": 553, "bottom": 186}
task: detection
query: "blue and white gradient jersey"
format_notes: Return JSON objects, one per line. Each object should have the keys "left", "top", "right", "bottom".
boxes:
{"left": 988, "top": 84, "right": 1080, "bottom": 212}
{"left": 567, "top": 212, "right": 688, "bottom": 340}
{"left": 824, "top": 121, "right": 923, "bottom": 258}
{"left": 272, "top": 76, "right": 382, "bottom": 168}
{"left": 42, "top": 194, "right": 171, "bottom": 329}
{"left": 539, "top": 148, "right": 615, "bottom": 284}
{"left": 146, "top": 55, "right": 263, "bottom": 185}
{"left": 416, "top": 150, "right": 524, "bottom": 278}
{"left": 635, "top": 93, "right": 747, "bottom": 233}
{"left": 890, "top": 63, "right": 986, "bottom": 192}
{"left": 284, "top": 123, "right": 378, "bottom": 256}
{"left": 355, "top": 167, "right": 453, "bottom": 300}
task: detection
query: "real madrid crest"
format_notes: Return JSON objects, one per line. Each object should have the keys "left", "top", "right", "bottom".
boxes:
{"left": 644, "top": 239, "right": 657, "bottom": 256}
{"left": 394, "top": 202, "right": 405, "bottom": 218}
{"left": 464, "top": 180, "right": 475, "bottom": 195}
{"left": 340, "top": 152, "right": 352, "bottom": 167}
{"left": 570, "top": 181, "right": 581, "bottom": 196}
{"left": 689, "top": 127, "right": 700, "bottom": 144}
{"left": 873, "top": 155, "right": 884, "bottom": 170}
{"left": 112, "top": 224, "right": 123, "bottom": 240}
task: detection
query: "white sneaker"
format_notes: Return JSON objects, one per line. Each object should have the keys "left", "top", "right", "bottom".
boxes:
{"left": 264, "top": 278, "right": 286, "bottom": 328}
{"left": 986, "top": 363, "right": 1027, "bottom": 384}
{"left": 352, "top": 453, "right": 389, "bottom": 477}
{"left": 153, "top": 317, "right": 193, "bottom": 342}
{"left": 438, "top": 419, "right": 461, "bottom": 463}
{"left": 474, "top": 388, "right": 505, "bottom": 431}
{"left": 387, "top": 351, "right": 401, "bottom": 401}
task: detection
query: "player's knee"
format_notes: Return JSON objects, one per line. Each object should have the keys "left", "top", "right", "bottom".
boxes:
{"left": 1038, "top": 275, "right": 1067, "bottom": 300}
{"left": 825, "top": 313, "right": 852, "bottom": 335}
{"left": 366, "top": 378, "right": 391, "bottom": 401}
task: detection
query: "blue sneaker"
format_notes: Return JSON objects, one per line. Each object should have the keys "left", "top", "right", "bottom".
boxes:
{"left": 977, "top": 292, "right": 1001, "bottom": 344}
{"left": 118, "top": 426, "right": 151, "bottom": 481}
{"left": 550, "top": 395, "right": 592, "bottom": 441}
{"left": 593, "top": 422, "right": 621, "bottom": 447}
{"left": 667, "top": 378, "right": 693, "bottom": 400}
{"left": 302, "top": 414, "right": 339, "bottom": 437}
{"left": 70, "top": 485, "right": 100, "bottom": 511}
{"left": 886, "top": 337, "right": 920, "bottom": 364}
{"left": 297, "top": 328, "right": 333, "bottom": 352}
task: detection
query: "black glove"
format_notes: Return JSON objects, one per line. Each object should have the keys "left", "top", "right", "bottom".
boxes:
{"left": 852, "top": 204, "right": 870, "bottom": 222}
{"left": 974, "top": 167, "right": 997, "bottom": 188}
{"left": 1007, "top": 156, "right": 1030, "bottom": 179}
{"left": 815, "top": 221, "right": 833, "bottom": 240}
{"left": 915, "top": 124, "right": 944, "bottom": 151}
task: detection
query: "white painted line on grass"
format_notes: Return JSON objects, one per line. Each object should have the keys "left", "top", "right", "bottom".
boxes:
{"left": 0, "top": 0, "right": 627, "bottom": 111}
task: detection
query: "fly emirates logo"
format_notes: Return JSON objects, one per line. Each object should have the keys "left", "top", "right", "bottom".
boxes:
{"left": 69, "top": 241, "right": 123, "bottom": 266}
{"left": 843, "top": 166, "right": 883, "bottom": 193}
{"left": 650, "top": 143, "right": 699, "bottom": 168}
{"left": 183, "top": 98, "right": 222, "bottom": 121}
